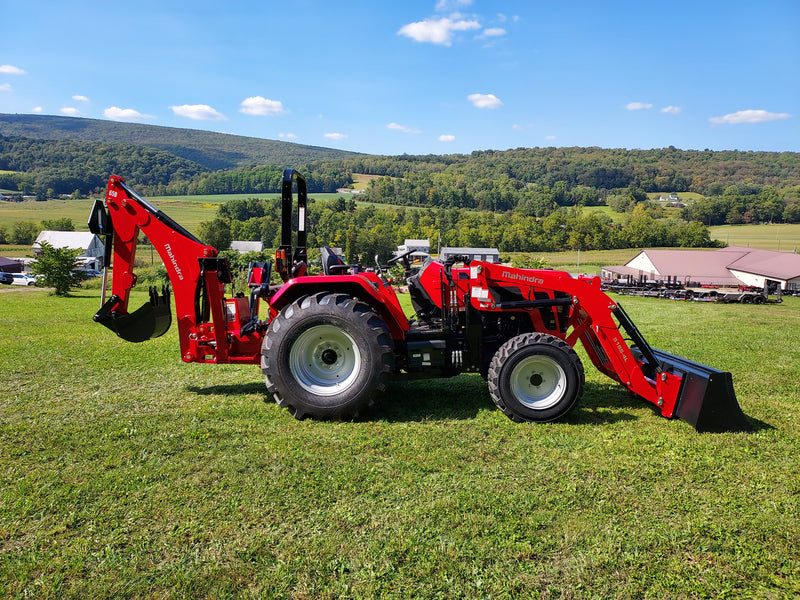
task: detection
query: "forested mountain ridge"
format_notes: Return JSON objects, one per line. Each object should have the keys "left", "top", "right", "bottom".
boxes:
{"left": 1, "top": 114, "right": 798, "bottom": 227}
{"left": 0, "top": 114, "right": 360, "bottom": 170}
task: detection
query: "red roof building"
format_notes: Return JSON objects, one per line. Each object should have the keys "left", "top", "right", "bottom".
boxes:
{"left": 602, "top": 246, "right": 800, "bottom": 290}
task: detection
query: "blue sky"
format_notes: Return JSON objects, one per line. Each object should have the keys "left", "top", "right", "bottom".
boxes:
{"left": 1, "top": 0, "right": 798, "bottom": 155}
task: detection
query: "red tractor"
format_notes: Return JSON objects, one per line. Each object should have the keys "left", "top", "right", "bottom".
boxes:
{"left": 89, "top": 170, "right": 750, "bottom": 432}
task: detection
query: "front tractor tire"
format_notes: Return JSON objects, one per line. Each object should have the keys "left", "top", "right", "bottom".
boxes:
{"left": 488, "top": 332, "right": 585, "bottom": 423}
{"left": 262, "top": 293, "right": 394, "bottom": 420}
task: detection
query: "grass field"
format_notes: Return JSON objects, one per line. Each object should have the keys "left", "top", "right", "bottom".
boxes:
{"left": 0, "top": 192, "right": 395, "bottom": 239}
{"left": 710, "top": 223, "right": 800, "bottom": 252}
{"left": 1, "top": 286, "right": 799, "bottom": 598}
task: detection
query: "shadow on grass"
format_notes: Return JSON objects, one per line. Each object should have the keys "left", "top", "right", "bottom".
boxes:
{"left": 183, "top": 376, "right": 763, "bottom": 431}
{"left": 186, "top": 382, "right": 267, "bottom": 396}
{"left": 741, "top": 415, "right": 774, "bottom": 432}
{"left": 375, "top": 376, "right": 645, "bottom": 425}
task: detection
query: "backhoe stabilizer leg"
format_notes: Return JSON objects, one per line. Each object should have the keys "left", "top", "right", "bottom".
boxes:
{"left": 93, "top": 286, "right": 172, "bottom": 343}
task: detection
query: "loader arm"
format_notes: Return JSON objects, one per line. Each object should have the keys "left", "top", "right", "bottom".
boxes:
{"left": 471, "top": 263, "right": 750, "bottom": 432}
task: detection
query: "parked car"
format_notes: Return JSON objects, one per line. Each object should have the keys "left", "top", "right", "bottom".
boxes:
{"left": 0, "top": 272, "right": 14, "bottom": 285}
{"left": 12, "top": 273, "right": 37, "bottom": 286}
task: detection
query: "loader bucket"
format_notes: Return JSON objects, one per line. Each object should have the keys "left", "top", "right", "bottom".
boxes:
{"left": 639, "top": 348, "right": 752, "bottom": 433}
{"left": 94, "top": 286, "right": 172, "bottom": 343}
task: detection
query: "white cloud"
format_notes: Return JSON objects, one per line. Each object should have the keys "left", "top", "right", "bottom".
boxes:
{"left": 709, "top": 109, "right": 790, "bottom": 124}
{"left": 240, "top": 96, "right": 287, "bottom": 116}
{"left": 387, "top": 122, "right": 421, "bottom": 134}
{"left": 626, "top": 102, "right": 653, "bottom": 111}
{"left": 32, "top": 106, "right": 43, "bottom": 113}
{"left": 60, "top": 107, "right": 79, "bottom": 116}
{"left": 0, "top": 84, "right": 11, "bottom": 92}
{"left": 468, "top": 93, "right": 503, "bottom": 109}
{"left": 324, "top": 132, "right": 347, "bottom": 140}
{"left": 438, "top": 134, "right": 456, "bottom": 142}
{"left": 479, "top": 27, "right": 506, "bottom": 38}
{"left": 278, "top": 133, "right": 297, "bottom": 139}
{"left": 545, "top": 135, "right": 556, "bottom": 141}
{"left": 661, "top": 105, "right": 681, "bottom": 114}
{"left": 73, "top": 95, "right": 90, "bottom": 102}
{"left": 0, "top": 65, "right": 25, "bottom": 75}
{"left": 169, "top": 104, "right": 226, "bottom": 121}
{"left": 104, "top": 107, "right": 153, "bottom": 122}
{"left": 398, "top": 16, "right": 481, "bottom": 46}
{"left": 436, "top": 0, "right": 472, "bottom": 11}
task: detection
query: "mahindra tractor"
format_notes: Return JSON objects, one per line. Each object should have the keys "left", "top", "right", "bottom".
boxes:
{"left": 88, "top": 169, "right": 750, "bottom": 432}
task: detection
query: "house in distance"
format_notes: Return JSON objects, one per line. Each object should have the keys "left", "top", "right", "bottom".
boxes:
{"left": 602, "top": 247, "right": 800, "bottom": 292}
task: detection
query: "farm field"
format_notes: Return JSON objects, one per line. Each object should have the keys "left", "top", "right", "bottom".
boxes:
{"left": 0, "top": 197, "right": 219, "bottom": 237}
{"left": 1, "top": 287, "right": 799, "bottom": 598}
{"left": 0, "top": 192, "right": 397, "bottom": 239}
{"left": 709, "top": 222, "right": 800, "bottom": 252}
{"left": 515, "top": 248, "right": 642, "bottom": 275}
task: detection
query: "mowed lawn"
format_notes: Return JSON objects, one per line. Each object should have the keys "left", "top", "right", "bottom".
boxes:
{"left": 1, "top": 286, "right": 798, "bottom": 599}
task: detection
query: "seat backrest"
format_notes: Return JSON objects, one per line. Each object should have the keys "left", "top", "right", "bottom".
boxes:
{"left": 320, "top": 247, "right": 345, "bottom": 276}
{"left": 407, "top": 269, "right": 441, "bottom": 323}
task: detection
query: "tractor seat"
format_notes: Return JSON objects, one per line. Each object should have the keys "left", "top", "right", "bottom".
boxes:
{"left": 320, "top": 247, "right": 360, "bottom": 275}
{"left": 407, "top": 269, "right": 441, "bottom": 323}
{"left": 320, "top": 246, "right": 345, "bottom": 275}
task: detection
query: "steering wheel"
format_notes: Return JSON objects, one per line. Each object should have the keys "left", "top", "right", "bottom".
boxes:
{"left": 387, "top": 249, "right": 415, "bottom": 270}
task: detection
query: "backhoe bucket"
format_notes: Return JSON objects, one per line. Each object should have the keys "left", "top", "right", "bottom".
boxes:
{"left": 643, "top": 348, "right": 751, "bottom": 433}
{"left": 94, "top": 286, "right": 172, "bottom": 343}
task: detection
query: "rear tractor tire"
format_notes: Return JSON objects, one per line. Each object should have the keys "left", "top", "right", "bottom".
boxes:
{"left": 262, "top": 293, "right": 394, "bottom": 420}
{"left": 488, "top": 332, "right": 585, "bottom": 423}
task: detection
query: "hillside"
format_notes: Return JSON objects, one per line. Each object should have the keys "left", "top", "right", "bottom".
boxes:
{"left": 0, "top": 114, "right": 360, "bottom": 170}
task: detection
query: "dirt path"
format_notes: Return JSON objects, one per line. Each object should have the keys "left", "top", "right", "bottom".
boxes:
{"left": 0, "top": 285, "right": 53, "bottom": 293}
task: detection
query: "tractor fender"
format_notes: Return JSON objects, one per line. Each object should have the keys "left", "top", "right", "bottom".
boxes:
{"left": 268, "top": 275, "right": 409, "bottom": 339}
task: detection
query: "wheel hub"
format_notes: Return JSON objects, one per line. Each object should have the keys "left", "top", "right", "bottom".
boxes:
{"left": 510, "top": 355, "right": 567, "bottom": 410}
{"left": 321, "top": 348, "right": 338, "bottom": 365}
{"left": 289, "top": 325, "right": 361, "bottom": 396}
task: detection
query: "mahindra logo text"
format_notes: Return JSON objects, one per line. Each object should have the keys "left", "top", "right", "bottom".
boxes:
{"left": 164, "top": 243, "right": 184, "bottom": 281}
{"left": 502, "top": 270, "right": 544, "bottom": 285}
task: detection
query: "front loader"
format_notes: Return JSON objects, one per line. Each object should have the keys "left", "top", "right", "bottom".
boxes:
{"left": 89, "top": 169, "right": 751, "bottom": 432}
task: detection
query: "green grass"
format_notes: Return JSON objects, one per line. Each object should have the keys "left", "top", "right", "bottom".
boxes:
{"left": 0, "top": 193, "right": 380, "bottom": 238}
{"left": 0, "top": 197, "right": 219, "bottom": 237}
{"left": 1, "top": 287, "right": 799, "bottom": 598}
{"left": 710, "top": 223, "right": 800, "bottom": 252}
{"left": 510, "top": 248, "right": 643, "bottom": 274}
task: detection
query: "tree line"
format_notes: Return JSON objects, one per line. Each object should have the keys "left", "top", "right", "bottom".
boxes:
{"left": 197, "top": 195, "right": 719, "bottom": 264}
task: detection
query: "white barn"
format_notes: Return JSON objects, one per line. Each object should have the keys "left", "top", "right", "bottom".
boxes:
{"left": 32, "top": 231, "right": 106, "bottom": 269}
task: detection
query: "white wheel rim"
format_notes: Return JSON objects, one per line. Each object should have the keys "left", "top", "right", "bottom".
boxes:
{"left": 509, "top": 354, "right": 567, "bottom": 410}
{"left": 289, "top": 325, "right": 361, "bottom": 396}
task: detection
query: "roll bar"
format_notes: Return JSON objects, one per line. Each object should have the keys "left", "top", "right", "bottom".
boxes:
{"left": 276, "top": 169, "right": 308, "bottom": 281}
